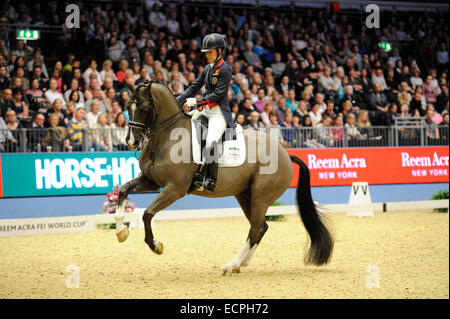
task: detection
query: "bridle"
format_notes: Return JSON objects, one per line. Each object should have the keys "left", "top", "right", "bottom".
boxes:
{"left": 128, "top": 80, "right": 186, "bottom": 140}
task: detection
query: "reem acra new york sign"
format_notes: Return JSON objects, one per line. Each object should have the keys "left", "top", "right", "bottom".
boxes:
{"left": 16, "top": 30, "right": 40, "bottom": 40}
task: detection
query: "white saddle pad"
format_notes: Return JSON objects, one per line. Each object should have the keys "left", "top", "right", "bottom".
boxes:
{"left": 191, "top": 119, "right": 246, "bottom": 167}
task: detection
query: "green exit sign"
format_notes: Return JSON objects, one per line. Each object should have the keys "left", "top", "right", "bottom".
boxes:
{"left": 378, "top": 42, "right": 392, "bottom": 52}
{"left": 16, "top": 29, "right": 40, "bottom": 40}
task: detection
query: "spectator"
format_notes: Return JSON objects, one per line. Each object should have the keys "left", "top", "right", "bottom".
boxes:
{"left": 92, "top": 114, "right": 112, "bottom": 152}
{"left": 260, "top": 102, "right": 274, "bottom": 127}
{"left": 424, "top": 109, "right": 440, "bottom": 143}
{"left": 86, "top": 99, "right": 102, "bottom": 128}
{"left": 440, "top": 113, "right": 449, "bottom": 127}
{"left": 235, "top": 113, "right": 245, "bottom": 126}
{"left": 11, "top": 88, "right": 29, "bottom": 119}
{"left": 27, "top": 48, "right": 49, "bottom": 78}
{"left": 270, "top": 52, "right": 286, "bottom": 80}
{"left": 100, "top": 60, "right": 118, "bottom": 82}
{"left": 286, "top": 89, "right": 299, "bottom": 113}
{"left": 369, "top": 83, "right": 389, "bottom": 124}
{"left": 345, "top": 113, "right": 365, "bottom": 141}
{"left": 410, "top": 89, "right": 427, "bottom": 116}
{"left": 436, "top": 84, "right": 449, "bottom": 114}
{"left": 85, "top": 88, "right": 106, "bottom": 113}
{"left": 296, "top": 100, "right": 309, "bottom": 120}
{"left": 422, "top": 75, "right": 439, "bottom": 103}
{"left": 110, "top": 112, "right": 129, "bottom": 151}
{"left": 243, "top": 42, "right": 263, "bottom": 71}
{"left": 332, "top": 116, "right": 344, "bottom": 146}
{"left": 275, "top": 97, "right": 287, "bottom": 125}
{"left": 427, "top": 104, "right": 443, "bottom": 125}
{"left": 83, "top": 60, "right": 103, "bottom": 89}
{"left": 27, "top": 113, "right": 46, "bottom": 152}
{"left": 251, "top": 88, "right": 266, "bottom": 114}
{"left": 384, "top": 69, "right": 400, "bottom": 102}
{"left": 148, "top": 3, "right": 166, "bottom": 28}
{"left": 64, "top": 79, "right": 85, "bottom": 104}
{"left": 239, "top": 97, "right": 254, "bottom": 123}
{"left": 107, "top": 36, "right": 126, "bottom": 64}
{"left": 386, "top": 104, "right": 398, "bottom": 126}
{"left": 314, "top": 93, "right": 327, "bottom": 114}
{"left": 245, "top": 111, "right": 264, "bottom": 130}
{"left": 64, "top": 101, "right": 76, "bottom": 123}
{"left": 44, "top": 113, "right": 68, "bottom": 152}
{"left": 323, "top": 99, "right": 338, "bottom": 120}
{"left": 318, "top": 66, "right": 338, "bottom": 96}
{"left": 48, "top": 99, "right": 67, "bottom": 126}
{"left": 371, "top": 68, "right": 387, "bottom": 91}
{"left": 301, "top": 114, "right": 325, "bottom": 148}
{"left": 45, "top": 78, "right": 66, "bottom": 108}
{"left": 0, "top": 65, "right": 10, "bottom": 91}
{"left": 266, "top": 111, "right": 287, "bottom": 147}
{"left": 26, "top": 78, "right": 46, "bottom": 112}
{"left": 410, "top": 68, "right": 423, "bottom": 90}
{"left": 315, "top": 115, "right": 334, "bottom": 147}
{"left": 281, "top": 111, "right": 297, "bottom": 146}
{"left": 0, "top": 115, "right": 18, "bottom": 152}
{"left": 68, "top": 90, "right": 85, "bottom": 110}
{"left": 66, "top": 106, "right": 90, "bottom": 151}
{"left": 103, "top": 88, "right": 117, "bottom": 114}
{"left": 357, "top": 110, "right": 374, "bottom": 139}
{"left": 398, "top": 82, "right": 412, "bottom": 106}
{"left": 436, "top": 43, "right": 448, "bottom": 75}
{"left": 309, "top": 103, "right": 322, "bottom": 126}
{"left": 0, "top": 88, "right": 14, "bottom": 118}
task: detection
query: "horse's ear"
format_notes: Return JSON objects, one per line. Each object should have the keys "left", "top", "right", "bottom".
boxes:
{"left": 125, "top": 80, "right": 135, "bottom": 94}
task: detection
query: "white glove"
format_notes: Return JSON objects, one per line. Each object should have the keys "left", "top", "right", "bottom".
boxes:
{"left": 186, "top": 98, "right": 197, "bottom": 107}
{"left": 188, "top": 109, "right": 202, "bottom": 120}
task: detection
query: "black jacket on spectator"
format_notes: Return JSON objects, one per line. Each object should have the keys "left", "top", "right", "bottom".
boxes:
{"left": 436, "top": 93, "right": 448, "bottom": 113}
{"left": 410, "top": 98, "right": 426, "bottom": 116}
{"left": 368, "top": 92, "right": 388, "bottom": 111}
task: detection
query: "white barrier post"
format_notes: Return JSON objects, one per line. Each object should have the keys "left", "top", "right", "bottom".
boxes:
{"left": 347, "top": 182, "right": 374, "bottom": 218}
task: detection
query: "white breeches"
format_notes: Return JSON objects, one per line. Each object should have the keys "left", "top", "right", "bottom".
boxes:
{"left": 201, "top": 106, "right": 227, "bottom": 149}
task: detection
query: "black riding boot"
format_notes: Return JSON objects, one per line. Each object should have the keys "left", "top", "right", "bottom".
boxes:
{"left": 204, "top": 161, "right": 218, "bottom": 192}
{"left": 193, "top": 143, "right": 219, "bottom": 192}
{"left": 192, "top": 168, "right": 205, "bottom": 189}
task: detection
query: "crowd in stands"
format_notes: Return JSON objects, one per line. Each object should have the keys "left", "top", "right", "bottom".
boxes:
{"left": 0, "top": 1, "right": 448, "bottom": 152}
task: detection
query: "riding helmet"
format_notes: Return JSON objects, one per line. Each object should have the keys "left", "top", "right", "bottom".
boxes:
{"left": 201, "top": 33, "right": 226, "bottom": 53}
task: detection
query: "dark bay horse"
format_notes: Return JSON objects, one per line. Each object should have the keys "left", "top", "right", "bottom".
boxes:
{"left": 114, "top": 80, "right": 334, "bottom": 274}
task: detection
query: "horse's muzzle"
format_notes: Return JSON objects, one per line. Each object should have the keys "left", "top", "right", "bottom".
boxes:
{"left": 128, "top": 140, "right": 141, "bottom": 151}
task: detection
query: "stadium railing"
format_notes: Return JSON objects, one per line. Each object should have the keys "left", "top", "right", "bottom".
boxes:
{"left": 0, "top": 125, "right": 448, "bottom": 153}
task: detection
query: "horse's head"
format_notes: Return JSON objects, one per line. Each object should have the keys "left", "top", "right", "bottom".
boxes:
{"left": 125, "top": 80, "right": 154, "bottom": 150}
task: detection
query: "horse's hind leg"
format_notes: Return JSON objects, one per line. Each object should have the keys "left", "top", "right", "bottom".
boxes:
{"left": 222, "top": 192, "right": 269, "bottom": 275}
{"left": 221, "top": 192, "right": 252, "bottom": 274}
{"left": 115, "top": 174, "right": 160, "bottom": 242}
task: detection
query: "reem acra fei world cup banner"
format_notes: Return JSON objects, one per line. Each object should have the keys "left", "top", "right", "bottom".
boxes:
{"left": 0, "top": 146, "right": 448, "bottom": 198}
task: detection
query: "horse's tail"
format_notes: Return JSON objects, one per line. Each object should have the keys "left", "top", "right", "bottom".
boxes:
{"left": 290, "top": 155, "right": 334, "bottom": 266}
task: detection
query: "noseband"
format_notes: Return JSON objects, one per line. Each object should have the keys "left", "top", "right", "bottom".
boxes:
{"left": 128, "top": 80, "right": 185, "bottom": 139}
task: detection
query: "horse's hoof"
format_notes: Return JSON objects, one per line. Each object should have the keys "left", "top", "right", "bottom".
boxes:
{"left": 221, "top": 263, "right": 240, "bottom": 275}
{"left": 152, "top": 240, "right": 164, "bottom": 255}
{"left": 116, "top": 226, "right": 129, "bottom": 243}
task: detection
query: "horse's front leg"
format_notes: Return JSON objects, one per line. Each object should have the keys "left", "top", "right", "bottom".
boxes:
{"left": 115, "top": 174, "right": 160, "bottom": 242}
{"left": 142, "top": 183, "right": 186, "bottom": 255}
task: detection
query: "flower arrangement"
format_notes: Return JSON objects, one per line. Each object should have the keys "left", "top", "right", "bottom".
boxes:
{"left": 101, "top": 185, "right": 135, "bottom": 214}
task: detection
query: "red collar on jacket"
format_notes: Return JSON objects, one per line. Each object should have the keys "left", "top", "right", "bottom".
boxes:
{"left": 214, "top": 58, "right": 224, "bottom": 69}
